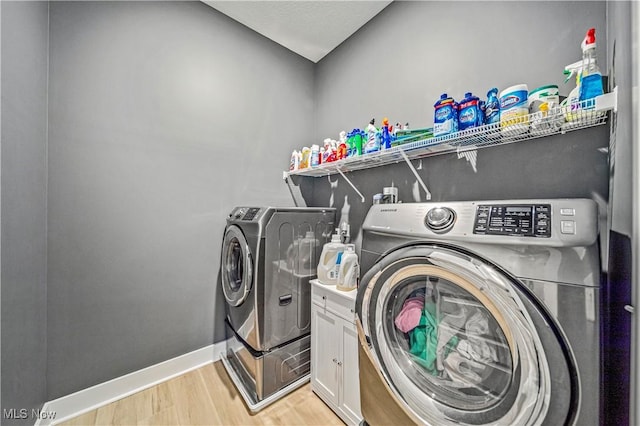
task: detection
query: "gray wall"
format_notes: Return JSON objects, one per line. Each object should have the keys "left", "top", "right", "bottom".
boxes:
{"left": 304, "top": 1, "right": 609, "bottom": 238}
{"left": 46, "top": 1, "right": 313, "bottom": 398}
{"left": 315, "top": 1, "right": 607, "bottom": 139}
{"left": 1, "top": 1, "right": 49, "bottom": 423}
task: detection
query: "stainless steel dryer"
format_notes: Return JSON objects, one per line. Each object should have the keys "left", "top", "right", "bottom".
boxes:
{"left": 220, "top": 206, "right": 335, "bottom": 411}
{"left": 355, "top": 199, "right": 600, "bottom": 426}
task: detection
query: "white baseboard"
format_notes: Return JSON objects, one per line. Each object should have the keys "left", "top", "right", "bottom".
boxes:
{"left": 36, "top": 341, "right": 226, "bottom": 426}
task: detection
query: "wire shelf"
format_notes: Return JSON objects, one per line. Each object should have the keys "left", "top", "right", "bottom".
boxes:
{"left": 284, "top": 89, "right": 616, "bottom": 179}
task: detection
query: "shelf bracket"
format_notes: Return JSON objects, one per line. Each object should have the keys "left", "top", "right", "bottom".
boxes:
{"left": 336, "top": 168, "right": 366, "bottom": 203}
{"left": 282, "top": 173, "right": 306, "bottom": 207}
{"left": 400, "top": 151, "right": 431, "bottom": 200}
{"left": 596, "top": 85, "right": 618, "bottom": 113}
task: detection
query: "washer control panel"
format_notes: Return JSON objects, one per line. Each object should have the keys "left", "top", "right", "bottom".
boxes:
{"left": 473, "top": 204, "right": 551, "bottom": 237}
{"left": 362, "top": 199, "right": 598, "bottom": 247}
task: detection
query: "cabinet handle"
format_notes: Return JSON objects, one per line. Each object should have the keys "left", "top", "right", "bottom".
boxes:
{"left": 322, "top": 295, "right": 326, "bottom": 300}
{"left": 332, "top": 358, "right": 337, "bottom": 363}
{"left": 337, "top": 361, "right": 342, "bottom": 366}
{"left": 350, "top": 308, "right": 355, "bottom": 313}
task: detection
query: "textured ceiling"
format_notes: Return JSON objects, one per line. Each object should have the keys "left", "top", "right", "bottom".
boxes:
{"left": 203, "top": 1, "right": 393, "bottom": 63}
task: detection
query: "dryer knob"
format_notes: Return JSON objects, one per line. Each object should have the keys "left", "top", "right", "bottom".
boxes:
{"left": 425, "top": 207, "right": 456, "bottom": 232}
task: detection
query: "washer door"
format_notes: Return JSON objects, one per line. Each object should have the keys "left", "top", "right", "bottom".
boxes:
{"left": 358, "top": 244, "right": 574, "bottom": 426}
{"left": 221, "top": 225, "right": 253, "bottom": 307}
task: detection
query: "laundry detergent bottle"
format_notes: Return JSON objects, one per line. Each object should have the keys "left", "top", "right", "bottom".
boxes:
{"left": 337, "top": 244, "right": 359, "bottom": 292}
{"left": 294, "top": 231, "right": 320, "bottom": 275}
{"left": 317, "top": 229, "right": 346, "bottom": 285}
{"left": 433, "top": 94, "right": 458, "bottom": 137}
{"left": 457, "top": 92, "right": 481, "bottom": 131}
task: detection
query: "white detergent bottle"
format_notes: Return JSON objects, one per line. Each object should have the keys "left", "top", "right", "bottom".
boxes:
{"left": 295, "top": 230, "right": 319, "bottom": 275}
{"left": 337, "top": 244, "right": 359, "bottom": 292}
{"left": 317, "top": 229, "right": 346, "bottom": 285}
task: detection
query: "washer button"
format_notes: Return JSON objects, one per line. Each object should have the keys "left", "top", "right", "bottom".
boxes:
{"left": 560, "top": 208, "right": 575, "bottom": 216}
{"left": 561, "top": 220, "right": 576, "bottom": 234}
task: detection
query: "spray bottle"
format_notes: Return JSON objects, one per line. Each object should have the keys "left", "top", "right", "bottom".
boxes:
{"left": 562, "top": 60, "right": 584, "bottom": 120}
{"left": 579, "top": 28, "right": 604, "bottom": 101}
{"left": 562, "top": 29, "right": 604, "bottom": 120}
{"left": 563, "top": 57, "right": 599, "bottom": 120}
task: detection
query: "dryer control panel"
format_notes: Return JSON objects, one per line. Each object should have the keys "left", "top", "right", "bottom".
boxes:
{"left": 229, "top": 207, "right": 262, "bottom": 221}
{"left": 473, "top": 204, "right": 551, "bottom": 237}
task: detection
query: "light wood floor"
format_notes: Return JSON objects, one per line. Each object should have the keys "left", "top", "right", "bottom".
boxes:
{"left": 58, "top": 361, "right": 344, "bottom": 426}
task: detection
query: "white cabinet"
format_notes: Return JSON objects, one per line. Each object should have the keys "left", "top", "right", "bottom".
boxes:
{"left": 310, "top": 279, "right": 362, "bottom": 425}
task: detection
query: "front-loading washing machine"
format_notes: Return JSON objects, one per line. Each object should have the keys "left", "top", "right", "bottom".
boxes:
{"left": 355, "top": 199, "right": 600, "bottom": 425}
{"left": 220, "top": 206, "right": 335, "bottom": 411}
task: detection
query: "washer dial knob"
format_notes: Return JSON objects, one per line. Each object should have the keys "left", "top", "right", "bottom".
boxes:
{"left": 425, "top": 207, "right": 456, "bottom": 232}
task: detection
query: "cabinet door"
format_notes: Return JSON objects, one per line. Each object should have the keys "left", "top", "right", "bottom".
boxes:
{"left": 339, "top": 319, "right": 363, "bottom": 424}
{"left": 311, "top": 305, "right": 340, "bottom": 403}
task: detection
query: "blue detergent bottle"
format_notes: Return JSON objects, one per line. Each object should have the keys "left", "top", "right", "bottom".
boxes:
{"left": 484, "top": 88, "right": 500, "bottom": 125}
{"left": 478, "top": 100, "right": 486, "bottom": 126}
{"left": 457, "top": 92, "right": 481, "bottom": 131}
{"left": 433, "top": 94, "right": 458, "bottom": 137}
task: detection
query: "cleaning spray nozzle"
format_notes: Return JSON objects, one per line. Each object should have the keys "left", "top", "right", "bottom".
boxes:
{"left": 563, "top": 68, "right": 576, "bottom": 84}
{"left": 582, "top": 28, "right": 596, "bottom": 51}
{"left": 563, "top": 58, "right": 595, "bottom": 83}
